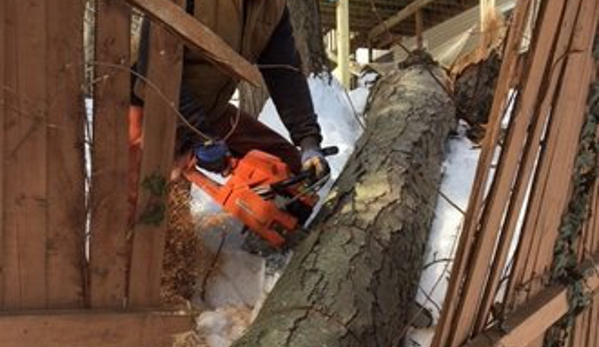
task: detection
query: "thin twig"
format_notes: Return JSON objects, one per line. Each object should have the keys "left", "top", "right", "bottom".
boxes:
{"left": 422, "top": 257, "right": 453, "bottom": 271}
{"left": 199, "top": 232, "right": 227, "bottom": 302}
{"left": 439, "top": 190, "right": 467, "bottom": 216}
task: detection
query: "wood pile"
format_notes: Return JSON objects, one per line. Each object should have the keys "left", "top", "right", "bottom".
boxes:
{"left": 432, "top": 0, "right": 599, "bottom": 345}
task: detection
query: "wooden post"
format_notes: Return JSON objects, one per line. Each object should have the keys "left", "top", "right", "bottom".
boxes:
{"left": 415, "top": 10, "right": 424, "bottom": 50}
{"left": 336, "top": 0, "right": 350, "bottom": 89}
{"left": 368, "top": 0, "right": 436, "bottom": 41}
{"left": 121, "top": 0, "right": 262, "bottom": 86}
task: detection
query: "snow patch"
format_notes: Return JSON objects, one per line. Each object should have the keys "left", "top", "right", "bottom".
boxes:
{"left": 406, "top": 122, "right": 481, "bottom": 346}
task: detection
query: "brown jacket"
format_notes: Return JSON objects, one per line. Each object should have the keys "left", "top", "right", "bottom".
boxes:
{"left": 133, "top": 0, "right": 322, "bottom": 149}
{"left": 184, "top": 0, "right": 286, "bottom": 119}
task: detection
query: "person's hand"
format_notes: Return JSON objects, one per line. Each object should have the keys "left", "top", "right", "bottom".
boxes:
{"left": 300, "top": 137, "right": 330, "bottom": 181}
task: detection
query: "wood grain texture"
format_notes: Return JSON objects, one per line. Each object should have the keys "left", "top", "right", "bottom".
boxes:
{"left": 128, "top": 0, "right": 184, "bottom": 308}
{"left": 0, "top": 0, "right": 6, "bottom": 311}
{"left": 431, "top": 0, "right": 533, "bottom": 344}
{"left": 464, "top": 258, "right": 599, "bottom": 347}
{"left": 122, "top": 0, "right": 262, "bottom": 86}
{"left": 89, "top": 0, "right": 131, "bottom": 309}
{"left": 45, "top": 0, "right": 87, "bottom": 309}
{"left": 3, "top": 0, "right": 48, "bottom": 310}
{"left": 0, "top": 310, "right": 191, "bottom": 347}
{"left": 474, "top": 0, "right": 582, "bottom": 330}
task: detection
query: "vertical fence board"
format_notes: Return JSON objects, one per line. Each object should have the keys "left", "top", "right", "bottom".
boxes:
{"left": 2, "top": 0, "right": 19, "bottom": 309}
{"left": 89, "top": 0, "right": 131, "bottom": 309}
{"left": 0, "top": 0, "right": 6, "bottom": 311}
{"left": 128, "top": 1, "right": 183, "bottom": 307}
{"left": 2, "top": 0, "right": 48, "bottom": 310}
{"left": 45, "top": 0, "right": 87, "bottom": 308}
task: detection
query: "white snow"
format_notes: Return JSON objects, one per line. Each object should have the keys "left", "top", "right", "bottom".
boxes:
{"left": 406, "top": 122, "right": 481, "bottom": 346}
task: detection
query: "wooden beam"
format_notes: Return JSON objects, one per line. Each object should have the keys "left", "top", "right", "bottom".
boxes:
{"left": 336, "top": 0, "right": 351, "bottom": 88}
{"left": 415, "top": 10, "right": 424, "bottom": 49}
{"left": 0, "top": 0, "right": 6, "bottom": 311}
{"left": 463, "top": 258, "right": 599, "bottom": 347}
{"left": 368, "top": 0, "right": 436, "bottom": 40}
{"left": 0, "top": 310, "right": 192, "bottom": 347}
{"left": 121, "top": 0, "right": 262, "bottom": 86}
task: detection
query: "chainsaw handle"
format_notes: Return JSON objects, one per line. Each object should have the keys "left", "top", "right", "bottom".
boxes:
{"left": 271, "top": 146, "right": 339, "bottom": 192}
{"left": 321, "top": 146, "right": 339, "bottom": 157}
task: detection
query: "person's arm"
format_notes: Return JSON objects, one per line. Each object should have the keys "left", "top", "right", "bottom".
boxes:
{"left": 257, "top": 8, "right": 323, "bottom": 148}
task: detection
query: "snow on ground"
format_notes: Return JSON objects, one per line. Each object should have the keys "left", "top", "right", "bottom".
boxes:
{"left": 191, "top": 74, "right": 366, "bottom": 346}
{"left": 406, "top": 122, "right": 480, "bottom": 346}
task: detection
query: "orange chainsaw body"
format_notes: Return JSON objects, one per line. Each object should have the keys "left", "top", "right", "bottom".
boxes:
{"left": 128, "top": 106, "right": 316, "bottom": 248}
{"left": 184, "top": 150, "right": 317, "bottom": 248}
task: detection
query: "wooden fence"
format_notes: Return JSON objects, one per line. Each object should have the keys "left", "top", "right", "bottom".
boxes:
{"left": 432, "top": 0, "right": 599, "bottom": 346}
{"left": 0, "top": 0, "right": 260, "bottom": 346}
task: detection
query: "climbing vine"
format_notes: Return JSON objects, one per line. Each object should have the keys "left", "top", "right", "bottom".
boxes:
{"left": 138, "top": 172, "right": 169, "bottom": 226}
{"left": 544, "top": 58, "right": 599, "bottom": 346}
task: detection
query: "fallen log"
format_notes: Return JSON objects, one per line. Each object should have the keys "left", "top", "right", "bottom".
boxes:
{"left": 232, "top": 56, "right": 456, "bottom": 347}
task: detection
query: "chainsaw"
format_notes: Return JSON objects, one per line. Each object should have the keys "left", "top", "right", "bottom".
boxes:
{"left": 183, "top": 143, "right": 338, "bottom": 251}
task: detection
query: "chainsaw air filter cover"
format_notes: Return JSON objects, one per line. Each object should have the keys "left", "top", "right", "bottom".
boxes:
{"left": 194, "top": 141, "right": 230, "bottom": 173}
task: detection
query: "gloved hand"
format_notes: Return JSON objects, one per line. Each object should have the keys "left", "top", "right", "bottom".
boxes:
{"left": 300, "top": 137, "right": 330, "bottom": 181}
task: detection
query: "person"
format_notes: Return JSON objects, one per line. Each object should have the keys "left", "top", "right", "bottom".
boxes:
{"left": 131, "top": 0, "right": 330, "bottom": 180}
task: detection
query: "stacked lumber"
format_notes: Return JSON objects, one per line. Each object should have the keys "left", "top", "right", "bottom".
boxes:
{"left": 432, "top": 0, "right": 599, "bottom": 346}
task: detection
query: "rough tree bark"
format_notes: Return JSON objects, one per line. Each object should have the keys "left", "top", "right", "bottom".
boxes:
{"left": 453, "top": 51, "right": 501, "bottom": 142}
{"left": 239, "top": 0, "right": 327, "bottom": 116}
{"left": 232, "top": 58, "right": 456, "bottom": 346}
{"left": 286, "top": 0, "right": 327, "bottom": 75}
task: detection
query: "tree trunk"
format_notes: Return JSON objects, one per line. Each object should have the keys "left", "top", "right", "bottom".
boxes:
{"left": 238, "top": 0, "right": 327, "bottom": 117}
{"left": 287, "top": 0, "right": 327, "bottom": 75}
{"left": 232, "top": 60, "right": 456, "bottom": 346}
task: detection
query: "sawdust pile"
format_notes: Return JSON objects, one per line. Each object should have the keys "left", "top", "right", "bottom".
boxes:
{"left": 161, "top": 179, "right": 204, "bottom": 305}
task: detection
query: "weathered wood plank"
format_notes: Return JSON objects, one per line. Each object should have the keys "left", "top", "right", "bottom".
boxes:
{"left": 511, "top": 0, "right": 598, "bottom": 309}
{"left": 121, "top": 0, "right": 262, "bottom": 86}
{"left": 2, "top": 0, "right": 19, "bottom": 309}
{"left": 89, "top": 0, "right": 131, "bottom": 309}
{"left": 475, "top": 0, "right": 582, "bottom": 328}
{"left": 128, "top": 0, "right": 184, "bottom": 308}
{"left": 3, "top": 0, "right": 48, "bottom": 310}
{"left": 0, "top": 0, "right": 6, "bottom": 310}
{"left": 463, "top": 258, "right": 599, "bottom": 347}
{"left": 0, "top": 310, "right": 191, "bottom": 347}
{"left": 45, "top": 0, "right": 86, "bottom": 309}
{"left": 431, "top": 0, "right": 534, "bottom": 345}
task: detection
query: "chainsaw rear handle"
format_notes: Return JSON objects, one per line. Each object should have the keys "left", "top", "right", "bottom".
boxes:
{"left": 271, "top": 146, "right": 339, "bottom": 191}
{"left": 321, "top": 146, "right": 339, "bottom": 157}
